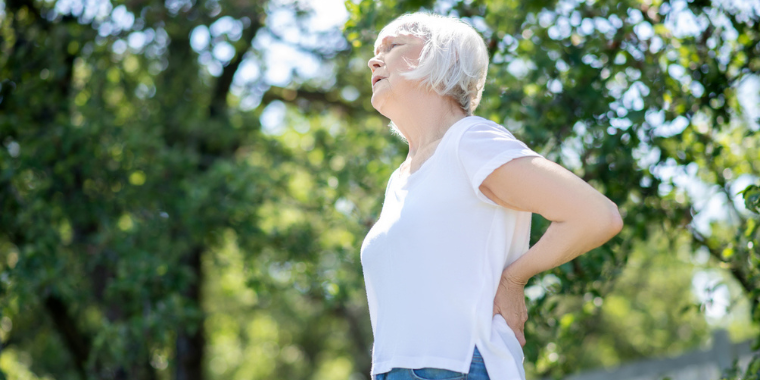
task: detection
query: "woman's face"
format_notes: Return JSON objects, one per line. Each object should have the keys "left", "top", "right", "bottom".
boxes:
{"left": 367, "top": 33, "right": 425, "bottom": 116}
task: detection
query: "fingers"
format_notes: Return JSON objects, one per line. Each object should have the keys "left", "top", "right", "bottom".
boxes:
{"left": 492, "top": 288, "right": 529, "bottom": 347}
{"left": 508, "top": 321, "right": 527, "bottom": 346}
{"left": 497, "top": 310, "right": 527, "bottom": 347}
{"left": 515, "top": 328, "right": 526, "bottom": 347}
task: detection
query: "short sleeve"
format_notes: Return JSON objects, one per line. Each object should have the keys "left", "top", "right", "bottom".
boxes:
{"left": 457, "top": 122, "right": 543, "bottom": 206}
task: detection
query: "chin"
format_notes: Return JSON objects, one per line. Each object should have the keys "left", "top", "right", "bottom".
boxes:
{"left": 370, "top": 95, "right": 389, "bottom": 115}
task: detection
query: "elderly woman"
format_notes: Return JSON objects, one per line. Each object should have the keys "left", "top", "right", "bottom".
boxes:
{"left": 359, "top": 12, "right": 623, "bottom": 380}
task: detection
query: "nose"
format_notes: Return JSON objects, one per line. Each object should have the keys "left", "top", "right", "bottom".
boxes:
{"left": 368, "top": 55, "right": 383, "bottom": 72}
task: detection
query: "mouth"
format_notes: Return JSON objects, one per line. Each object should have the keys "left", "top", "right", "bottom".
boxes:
{"left": 372, "top": 77, "right": 386, "bottom": 87}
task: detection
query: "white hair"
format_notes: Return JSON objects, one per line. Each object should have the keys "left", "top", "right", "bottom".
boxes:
{"left": 374, "top": 12, "right": 490, "bottom": 116}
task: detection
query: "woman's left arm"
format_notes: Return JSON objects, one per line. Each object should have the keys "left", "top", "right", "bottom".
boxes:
{"left": 481, "top": 155, "right": 623, "bottom": 346}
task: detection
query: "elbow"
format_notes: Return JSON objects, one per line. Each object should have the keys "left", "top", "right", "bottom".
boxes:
{"left": 606, "top": 200, "right": 624, "bottom": 237}
{"left": 567, "top": 199, "right": 623, "bottom": 240}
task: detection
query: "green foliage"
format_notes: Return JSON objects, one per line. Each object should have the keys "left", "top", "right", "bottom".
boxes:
{"left": 0, "top": 0, "right": 758, "bottom": 379}
{"left": 740, "top": 184, "right": 760, "bottom": 214}
{"left": 719, "top": 354, "right": 760, "bottom": 380}
{"left": 522, "top": 227, "right": 717, "bottom": 377}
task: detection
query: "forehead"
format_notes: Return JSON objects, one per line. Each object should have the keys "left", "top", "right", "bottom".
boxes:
{"left": 373, "top": 32, "right": 422, "bottom": 54}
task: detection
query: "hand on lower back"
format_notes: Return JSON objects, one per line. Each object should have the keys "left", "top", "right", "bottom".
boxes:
{"left": 493, "top": 275, "right": 528, "bottom": 347}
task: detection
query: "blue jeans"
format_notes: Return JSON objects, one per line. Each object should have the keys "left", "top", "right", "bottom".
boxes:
{"left": 373, "top": 346, "right": 490, "bottom": 380}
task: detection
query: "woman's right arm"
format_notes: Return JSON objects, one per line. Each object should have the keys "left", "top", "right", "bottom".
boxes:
{"left": 482, "top": 155, "right": 623, "bottom": 346}
{"left": 481, "top": 155, "right": 623, "bottom": 284}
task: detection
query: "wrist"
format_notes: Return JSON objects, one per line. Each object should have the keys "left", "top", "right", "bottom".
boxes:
{"left": 501, "top": 267, "right": 529, "bottom": 287}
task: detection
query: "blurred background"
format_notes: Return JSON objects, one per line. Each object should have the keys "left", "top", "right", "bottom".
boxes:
{"left": 1, "top": 0, "right": 759, "bottom": 379}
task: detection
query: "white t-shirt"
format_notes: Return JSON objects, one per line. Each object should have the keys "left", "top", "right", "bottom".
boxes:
{"left": 360, "top": 115, "right": 543, "bottom": 380}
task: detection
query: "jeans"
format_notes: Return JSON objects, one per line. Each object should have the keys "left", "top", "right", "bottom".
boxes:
{"left": 373, "top": 346, "right": 490, "bottom": 380}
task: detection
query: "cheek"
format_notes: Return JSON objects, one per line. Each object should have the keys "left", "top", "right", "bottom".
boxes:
{"left": 392, "top": 49, "right": 423, "bottom": 77}
{"left": 395, "top": 55, "right": 415, "bottom": 71}
{"left": 386, "top": 60, "right": 413, "bottom": 83}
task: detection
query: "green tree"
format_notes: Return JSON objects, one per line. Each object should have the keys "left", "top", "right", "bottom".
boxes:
{"left": 344, "top": 0, "right": 760, "bottom": 377}
{"left": 1, "top": 0, "right": 285, "bottom": 377}
{"left": 1, "top": 0, "right": 758, "bottom": 379}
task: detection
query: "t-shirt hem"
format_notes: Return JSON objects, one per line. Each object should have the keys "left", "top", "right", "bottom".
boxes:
{"left": 371, "top": 355, "right": 471, "bottom": 376}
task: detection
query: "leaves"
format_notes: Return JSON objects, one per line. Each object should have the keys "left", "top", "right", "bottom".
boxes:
{"left": 0, "top": 0, "right": 759, "bottom": 379}
{"left": 740, "top": 184, "right": 760, "bottom": 214}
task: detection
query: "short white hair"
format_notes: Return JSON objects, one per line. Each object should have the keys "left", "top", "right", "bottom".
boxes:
{"left": 374, "top": 12, "right": 490, "bottom": 116}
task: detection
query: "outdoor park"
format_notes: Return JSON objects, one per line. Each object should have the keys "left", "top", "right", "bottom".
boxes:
{"left": 0, "top": 0, "right": 759, "bottom": 379}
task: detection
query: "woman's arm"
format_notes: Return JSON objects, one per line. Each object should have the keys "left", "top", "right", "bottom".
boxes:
{"left": 482, "top": 155, "right": 623, "bottom": 345}
{"left": 482, "top": 155, "right": 623, "bottom": 282}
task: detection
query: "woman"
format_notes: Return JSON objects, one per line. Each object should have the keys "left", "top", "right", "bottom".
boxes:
{"left": 360, "top": 12, "right": 623, "bottom": 380}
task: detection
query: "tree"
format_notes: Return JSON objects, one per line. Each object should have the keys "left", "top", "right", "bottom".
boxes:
{"left": 344, "top": 0, "right": 760, "bottom": 377}
{"left": 2, "top": 0, "right": 285, "bottom": 377}
{"left": 0, "top": 0, "right": 758, "bottom": 379}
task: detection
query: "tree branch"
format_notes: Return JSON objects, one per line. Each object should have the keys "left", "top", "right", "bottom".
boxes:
{"left": 265, "top": 28, "right": 345, "bottom": 62}
{"left": 209, "top": 16, "right": 263, "bottom": 118}
{"left": 689, "top": 226, "right": 754, "bottom": 295}
{"left": 44, "top": 295, "right": 91, "bottom": 379}
{"left": 174, "top": 245, "right": 205, "bottom": 380}
{"left": 260, "top": 86, "right": 352, "bottom": 113}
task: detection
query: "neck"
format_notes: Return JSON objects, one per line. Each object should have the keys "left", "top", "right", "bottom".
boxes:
{"left": 390, "top": 93, "right": 468, "bottom": 159}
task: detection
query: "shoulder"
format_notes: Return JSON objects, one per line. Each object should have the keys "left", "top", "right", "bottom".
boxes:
{"left": 454, "top": 116, "right": 543, "bottom": 169}
{"left": 441, "top": 116, "right": 536, "bottom": 166}
{"left": 452, "top": 116, "right": 517, "bottom": 144}
{"left": 452, "top": 117, "right": 528, "bottom": 154}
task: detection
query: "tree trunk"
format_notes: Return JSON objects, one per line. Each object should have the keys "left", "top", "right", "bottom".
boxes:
{"left": 174, "top": 246, "right": 205, "bottom": 380}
